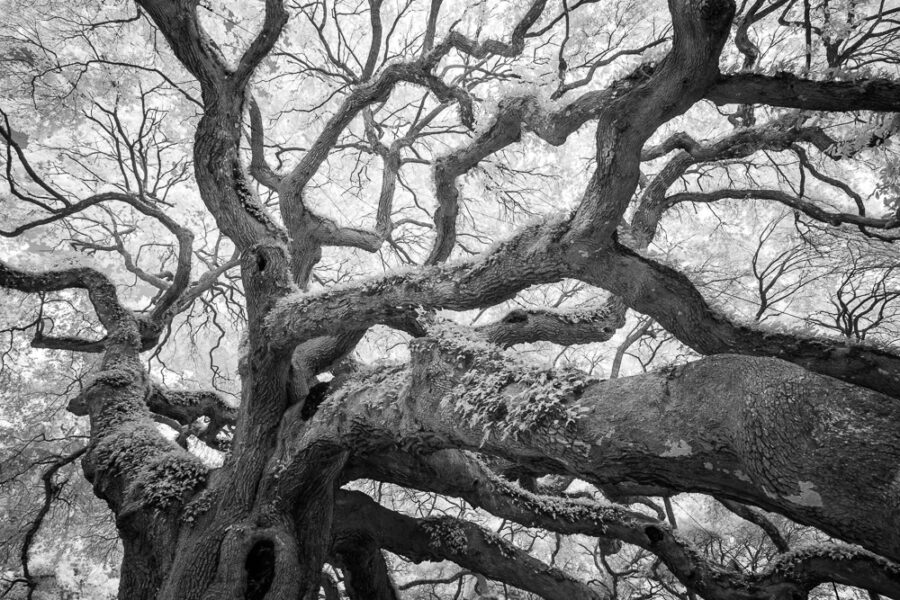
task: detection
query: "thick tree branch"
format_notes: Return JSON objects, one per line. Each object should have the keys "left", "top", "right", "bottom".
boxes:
{"left": 707, "top": 73, "right": 900, "bottom": 112}
{"left": 346, "top": 449, "right": 900, "bottom": 600}
{"left": 144, "top": 385, "right": 236, "bottom": 447}
{"left": 0, "top": 260, "right": 204, "bottom": 532}
{"left": 478, "top": 296, "right": 627, "bottom": 347}
{"left": 264, "top": 218, "right": 572, "bottom": 347}
{"left": 578, "top": 242, "right": 900, "bottom": 400}
{"left": 265, "top": 203, "right": 900, "bottom": 403}
{"left": 298, "top": 329, "right": 900, "bottom": 565}
{"left": 335, "top": 490, "right": 606, "bottom": 600}
{"left": 232, "top": 0, "right": 288, "bottom": 91}
{"left": 563, "top": 0, "right": 734, "bottom": 246}
{"left": 137, "top": 0, "right": 290, "bottom": 251}
{"left": 0, "top": 260, "right": 131, "bottom": 336}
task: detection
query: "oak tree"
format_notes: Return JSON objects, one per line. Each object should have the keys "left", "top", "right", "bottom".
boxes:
{"left": 2, "top": 0, "right": 900, "bottom": 598}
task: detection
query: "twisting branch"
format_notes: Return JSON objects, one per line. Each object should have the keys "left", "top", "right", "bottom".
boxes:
{"left": 426, "top": 108, "right": 527, "bottom": 264}
{"left": 562, "top": 0, "right": 734, "bottom": 245}
{"left": 0, "top": 261, "right": 131, "bottom": 337}
{"left": 630, "top": 114, "right": 883, "bottom": 248}
{"left": 232, "top": 0, "right": 288, "bottom": 91}
{"left": 253, "top": 0, "right": 551, "bottom": 278}
{"left": 335, "top": 490, "right": 606, "bottom": 600}
{"left": 274, "top": 62, "right": 474, "bottom": 272}
{"left": 437, "top": 0, "right": 548, "bottom": 59}
{"left": 1, "top": 105, "right": 209, "bottom": 336}
{"left": 264, "top": 218, "right": 573, "bottom": 347}
{"left": 136, "top": 0, "right": 291, "bottom": 250}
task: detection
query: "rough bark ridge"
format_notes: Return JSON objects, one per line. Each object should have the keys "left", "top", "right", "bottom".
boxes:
{"left": 3, "top": 0, "right": 900, "bottom": 599}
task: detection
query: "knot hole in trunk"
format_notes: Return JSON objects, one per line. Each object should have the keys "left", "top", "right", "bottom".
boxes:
{"left": 245, "top": 539, "right": 275, "bottom": 600}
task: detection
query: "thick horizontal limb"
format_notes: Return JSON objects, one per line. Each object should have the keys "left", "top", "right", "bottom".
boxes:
{"left": 264, "top": 218, "right": 573, "bottom": 348}
{"left": 477, "top": 296, "right": 627, "bottom": 348}
{"left": 707, "top": 73, "right": 900, "bottom": 112}
{"left": 298, "top": 332, "right": 900, "bottom": 564}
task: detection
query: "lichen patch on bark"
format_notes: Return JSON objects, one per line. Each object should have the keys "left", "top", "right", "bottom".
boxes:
{"left": 785, "top": 481, "right": 824, "bottom": 507}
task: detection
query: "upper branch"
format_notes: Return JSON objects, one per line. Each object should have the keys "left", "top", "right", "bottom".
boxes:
{"left": 137, "top": 0, "right": 291, "bottom": 251}
{"left": 232, "top": 0, "right": 288, "bottom": 90}
{"left": 564, "top": 0, "right": 735, "bottom": 244}
{"left": 707, "top": 73, "right": 900, "bottom": 112}
{"left": 264, "top": 218, "right": 573, "bottom": 348}
{"left": 578, "top": 242, "right": 900, "bottom": 400}
{"left": 266, "top": 0, "right": 549, "bottom": 275}
{"left": 666, "top": 188, "right": 900, "bottom": 232}
{"left": 134, "top": 0, "right": 232, "bottom": 99}
{"left": 0, "top": 260, "right": 133, "bottom": 343}
{"left": 435, "top": 0, "right": 548, "bottom": 59}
